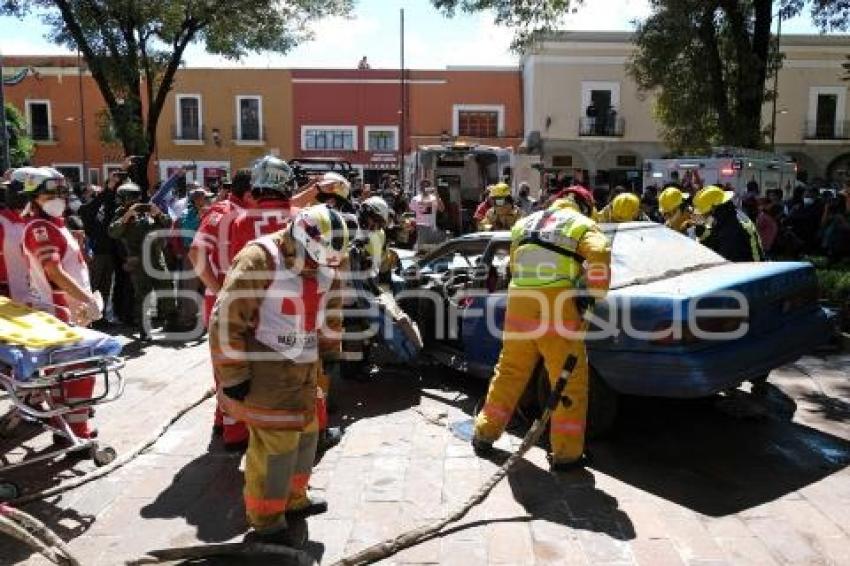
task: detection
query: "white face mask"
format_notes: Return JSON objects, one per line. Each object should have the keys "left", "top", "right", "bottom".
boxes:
{"left": 42, "top": 198, "right": 67, "bottom": 218}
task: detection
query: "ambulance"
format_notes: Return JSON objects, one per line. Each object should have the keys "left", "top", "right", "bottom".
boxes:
{"left": 407, "top": 141, "right": 514, "bottom": 234}
{"left": 642, "top": 147, "right": 798, "bottom": 198}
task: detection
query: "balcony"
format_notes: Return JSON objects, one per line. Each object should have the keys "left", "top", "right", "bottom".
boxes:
{"left": 232, "top": 125, "right": 266, "bottom": 143}
{"left": 579, "top": 117, "right": 625, "bottom": 137}
{"left": 803, "top": 120, "right": 850, "bottom": 140}
{"left": 29, "top": 124, "right": 58, "bottom": 143}
{"left": 171, "top": 124, "right": 205, "bottom": 142}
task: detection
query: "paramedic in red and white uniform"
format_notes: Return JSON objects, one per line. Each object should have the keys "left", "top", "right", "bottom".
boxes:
{"left": 0, "top": 168, "right": 36, "bottom": 303}
{"left": 22, "top": 167, "right": 102, "bottom": 439}
{"left": 205, "top": 156, "right": 297, "bottom": 451}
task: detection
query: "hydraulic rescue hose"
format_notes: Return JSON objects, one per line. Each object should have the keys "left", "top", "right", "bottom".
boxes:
{"left": 331, "top": 354, "right": 578, "bottom": 566}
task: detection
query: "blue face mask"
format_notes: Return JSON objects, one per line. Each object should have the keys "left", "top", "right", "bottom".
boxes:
{"left": 803, "top": 197, "right": 815, "bottom": 206}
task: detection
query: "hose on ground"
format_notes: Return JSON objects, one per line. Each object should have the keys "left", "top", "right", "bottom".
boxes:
{"left": 126, "top": 541, "right": 316, "bottom": 565}
{"left": 0, "top": 504, "right": 81, "bottom": 565}
{"left": 11, "top": 388, "right": 214, "bottom": 505}
{"left": 329, "top": 355, "right": 578, "bottom": 566}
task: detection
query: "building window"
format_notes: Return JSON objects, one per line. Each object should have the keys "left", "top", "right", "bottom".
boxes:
{"left": 616, "top": 155, "right": 637, "bottom": 168}
{"left": 452, "top": 104, "right": 505, "bottom": 138}
{"left": 806, "top": 87, "right": 847, "bottom": 140}
{"left": 175, "top": 95, "right": 202, "bottom": 140}
{"left": 53, "top": 164, "right": 82, "bottom": 185}
{"left": 459, "top": 111, "right": 498, "bottom": 137}
{"left": 365, "top": 126, "right": 398, "bottom": 152}
{"left": 552, "top": 155, "right": 573, "bottom": 168}
{"left": 236, "top": 96, "right": 263, "bottom": 141}
{"left": 302, "top": 126, "right": 357, "bottom": 151}
{"left": 580, "top": 81, "right": 622, "bottom": 137}
{"left": 25, "top": 100, "right": 52, "bottom": 141}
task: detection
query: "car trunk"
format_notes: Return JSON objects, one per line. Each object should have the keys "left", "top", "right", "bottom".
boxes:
{"left": 601, "top": 261, "right": 821, "bottom": 353}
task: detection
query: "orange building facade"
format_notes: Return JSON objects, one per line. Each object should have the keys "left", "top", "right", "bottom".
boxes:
{"left": 4, "top": 57, "right": 521, "bottom": 187}
{"left": 3, "top": 56, "right": 121, "bottom": 185}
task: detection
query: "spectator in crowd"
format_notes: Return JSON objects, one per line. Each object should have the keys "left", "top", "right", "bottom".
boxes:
{"left": 79, "top": 168, "right": 132, "bottom": 327}
{"left": 109, "top": 182, "right": 175, "bottom": 340}
{"left": 756, "top": 198, "right": 781, "bottom": 257}
{"left": 516, "top": 182, "right": 536, "bottom": 215}
{"left": 409, "top": 180, "right": 445, "bottom": 251}
{"left": 742, "top": 181, "right": 760, "bottom": 221}
{"left": 787, "top": 187, "right": 824, "bottom": 254}
{"left": 174, "top": 187, "right": 211, "bottom": 331}
{"left": 821, "top": 184, "right": 850, "bottom": 263}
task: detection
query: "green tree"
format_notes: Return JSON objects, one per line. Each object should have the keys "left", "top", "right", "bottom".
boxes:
{"left": 1, "top": 0, "right": 352, "bottom": 190}
{"left": 431, "top": 0, "right": 583, "bottom": 50}
{"left": 4, "top": 103, "right": 34, "bottom": 168}
{"left": 629, "top": 1, "right": 779, "bottom": 153}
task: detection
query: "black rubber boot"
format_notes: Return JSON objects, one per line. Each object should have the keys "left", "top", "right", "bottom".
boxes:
{"left": 286, "top": 496, "right": 328, "bottom": 519}
{"left": 471, "top": 437, "right": 494, "bottom": 456}
{"left": 244, "top": 520, "right": 308, "bottom": 549}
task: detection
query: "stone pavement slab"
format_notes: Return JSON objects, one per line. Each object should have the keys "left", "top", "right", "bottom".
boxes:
{"left": 2, "top": 353, "right": 850, "bottom": 565}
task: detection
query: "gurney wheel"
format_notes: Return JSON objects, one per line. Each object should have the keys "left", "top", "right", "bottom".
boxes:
{"left": 91, "top": 446, "right": 117, "bottom": 467}
{"left": 0, "top": 481, "right": 20, "bottom": 502}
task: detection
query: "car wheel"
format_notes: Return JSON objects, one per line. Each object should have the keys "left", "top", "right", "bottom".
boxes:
{"left": 532, "top": 364, "right": 619, "bottom": 439}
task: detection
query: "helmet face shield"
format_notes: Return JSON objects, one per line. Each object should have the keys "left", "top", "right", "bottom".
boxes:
{"left": 291, "top": 205, "right": 350, "bottom": 267}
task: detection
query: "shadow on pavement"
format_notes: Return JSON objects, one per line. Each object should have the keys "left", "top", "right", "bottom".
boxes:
{"left": 590, "top": 390, "right": 850, "bottom": 517}
{"left": 140, "top": 448, "right": 246, "bottom": 543}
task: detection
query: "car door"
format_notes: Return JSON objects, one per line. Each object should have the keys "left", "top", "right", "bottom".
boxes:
{"left": 459, "top": 238, "right": 512, "bottom": 378}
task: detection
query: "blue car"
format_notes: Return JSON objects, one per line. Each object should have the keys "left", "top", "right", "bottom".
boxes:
{"left": 395, "top": 222, "right": 833, "bottom": 433}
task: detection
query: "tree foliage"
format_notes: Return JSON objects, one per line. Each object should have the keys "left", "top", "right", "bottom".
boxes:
{"left": 0, "top": 0, "right": 352, "bottom": 189}
{"left": 431, "top": 0, "right": 583, "bottom": 50}
{"left": 4, "top": 103, "right": 35, "bottom": 168}
{"left": 629, "top": 0, "right": 778, "bottom": 153}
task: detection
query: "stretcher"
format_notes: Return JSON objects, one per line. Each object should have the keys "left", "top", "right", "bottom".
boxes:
{"left": 0, "top": 298, "right": 125, "bottom": 501}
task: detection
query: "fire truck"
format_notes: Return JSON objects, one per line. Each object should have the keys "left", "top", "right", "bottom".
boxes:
{"left": 642, "top": 147, "right": 798, "bottom": 198}
{"left": 407, "top": 142, "right": 514, "bottom": 234}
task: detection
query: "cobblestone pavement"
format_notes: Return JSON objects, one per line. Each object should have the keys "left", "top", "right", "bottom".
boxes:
{"left": 2, "top": 340, "right": 849, "bottom": 565}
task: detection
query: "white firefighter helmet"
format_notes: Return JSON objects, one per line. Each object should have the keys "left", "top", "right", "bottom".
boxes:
{"left": 291, "top": 204, "right": 351, "bottom": 266}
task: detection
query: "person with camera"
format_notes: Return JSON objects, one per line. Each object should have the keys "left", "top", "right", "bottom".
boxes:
{"left": 108, "top": 181, "right": 175, "bottom": 341}
{"left": 79, "top": 163, "right": 134, "bottom": 327}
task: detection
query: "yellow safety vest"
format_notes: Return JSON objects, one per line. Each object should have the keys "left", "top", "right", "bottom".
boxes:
{"left": 510, "top": 208, "right": 595, "bottom": 288}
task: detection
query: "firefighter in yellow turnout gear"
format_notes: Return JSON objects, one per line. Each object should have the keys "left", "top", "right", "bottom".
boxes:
{"left": 472, "top": 196, "right": 611, "bottom": 470}
{"left": 479, "top": 182, "right": 522, "bottom": 231}
{"left": 209, "top": 205, "right": 349, "bottom": 547}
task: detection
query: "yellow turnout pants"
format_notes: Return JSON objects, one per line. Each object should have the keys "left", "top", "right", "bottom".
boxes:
{"left": 473, "top": 287, "right": 590, "bottom": 464}
{"left": 244, "top": 417, "right": 319, "bottom": 532}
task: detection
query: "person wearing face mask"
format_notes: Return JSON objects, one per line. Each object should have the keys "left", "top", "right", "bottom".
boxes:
{"left": 21, "top": 167, "right": 103, "bottom": 441}
{"left": 479, "top": 183, "right": 522, "bottom": 231}
{"left": 1, "top": 168, "right": 38, "bottom": 303}
{"left": 693, "top": 185, "right": 764, "bottom": 262}
{"left": 209, "top": 204, "right": 348, "bottom": 547}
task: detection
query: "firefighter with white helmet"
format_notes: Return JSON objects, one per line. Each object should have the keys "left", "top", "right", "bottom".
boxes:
{"left": 210, "top": 204, "right": 349, "bottom": 547}
{"left": 316, "top": 172, "right": 354, "bottom": 213}
{"left": 479, "top": 182, "right": 522, "bottom": 231}
{"left": 215, "top": 155, "right": 299, "bottom": 450}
